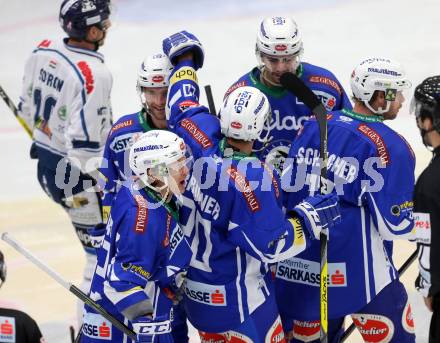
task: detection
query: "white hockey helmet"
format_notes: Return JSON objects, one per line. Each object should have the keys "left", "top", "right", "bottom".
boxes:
{"left": 129, "top": 130, "right": 188, "bottom": 195}
{"left": 137, "top": 53, "right": 173, "bottom": 89}
{"left": 256, "top": 16, "right": 303, "bottom": 61}
{"left": 219, "top": 86, "right": 271, "bottom": 142}
{"left": 350, "top": 57, "right": 411, "bottom": 114}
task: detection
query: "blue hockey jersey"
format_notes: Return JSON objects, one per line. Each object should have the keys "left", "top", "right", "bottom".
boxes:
{"left": 277, "top": 108, "right": 415, "bottom": 320}
{"left": 166, "top": 60, "right": 309, "bottom": 333}
{"left": 82, "top": 183, "right": 192, "bottom": 342}
{"left": 226, "top": 64, "right": 352, "bottom": 172}
{"left": 98, "top": 110, "right": 158, "bottom": 221}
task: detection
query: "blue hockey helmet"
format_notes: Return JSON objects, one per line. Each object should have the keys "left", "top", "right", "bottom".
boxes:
{"left": 59, "top": 0, "right": 111, "bottom": 40}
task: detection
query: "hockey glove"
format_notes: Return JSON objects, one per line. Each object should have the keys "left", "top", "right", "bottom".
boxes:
{"left": 162, "top": 30, "right": 204, "bottom": 70}
{"left": 292, "top": 192, "right": 341, "bottom": 240}
{"left": 132, "top": 314, "right": 173, "bottom": 343}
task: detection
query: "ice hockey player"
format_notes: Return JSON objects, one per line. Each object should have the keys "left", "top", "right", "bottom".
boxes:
{"left": 17, "top": 0, "right": 113, "bottom": 322}
{"left": 0, "top": 250, "right": 46, "bottom": 343}
{"left": 412, "top": 76, "right": 440, "bottom": 343}
{"left": 225, "top": 16, "right": 352, "bottom": 173}
{"left": 81, "top": 130, "right": 193, "bottom": 342}
{"left": 99, "top": 53, "right": 172, "bottom": 222}
{"left": 98, "top": 53, "right": 189, "bottom": 342}
{"left": 162, "top": 30, "right": 341, "bottom": 342}
{"left": 279, "top": 57, "right": 416, "bottom": 342}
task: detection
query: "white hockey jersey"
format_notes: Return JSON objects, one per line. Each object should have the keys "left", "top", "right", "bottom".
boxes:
{"left": 18, "top": 38, "right": 113, "bottom": 174}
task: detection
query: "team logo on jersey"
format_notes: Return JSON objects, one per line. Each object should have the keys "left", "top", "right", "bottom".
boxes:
{"left": 77, "top": 61, "right": 94, "bottom": 94}
{"left": 224, "top": 81, "right": 247, "bottom": 99}
{"left": 351, "top": 313, "right": 394, "bottom": 343}
{"left": 357, "top": 124, "right": 390, "bottom": 166}
{"left": 0, "top": 316, "right": 15, "bottom": 342}
{"left": 226, "top": 166, "right": 260, "bottom": 212}
{"left": 134, "top": 194, "right": 148, "bottom": 233}
{"left": 262, "top": 139, "right": 291, "bottom": 175}
{"left": 180, "top": 118, "right": 213, "bottom": 149}
{"left": 308, "top": 76, "right": 342, "bottom": 95}
{"left": 184, "top": 279, "right": 227, "bottom": 306}
{"left": 402, "top": 301, "right": 415, "bottom": 334}
{"left": 276, "top": 258, "right": 347, "bottom": 287}
{"left": 82, "top": 313, "right": 112, "bottom": 340}
{"left": 292, "top": 320, "right": 320, "bottom": 342}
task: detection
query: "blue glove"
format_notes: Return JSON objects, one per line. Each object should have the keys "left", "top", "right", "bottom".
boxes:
{"left": 132, "top": 314, "right": 173, "bottom": 343}
{"left": 293, "top": 192, "right": 341, "bottom": 240}
{"left": 162, "top": 30, "right": 204, "bottom": 70}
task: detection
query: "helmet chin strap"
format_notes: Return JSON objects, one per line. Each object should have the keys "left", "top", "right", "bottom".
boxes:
{"left": 365, "top": 100, "right": 391, "bottom": 115}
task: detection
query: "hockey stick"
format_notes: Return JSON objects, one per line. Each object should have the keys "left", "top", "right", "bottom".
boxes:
{"left": 204, "top": 84, "right": 217, "bottom": 114}
{"left": 340, "top": 249, "right": 418, "bottom": 342}
{"left": 0, "top": 85, "right": 33, "bottom": 138}
{"left": 280, "top": 72, "right": 329, "bottom": 342}
{"left": 1, "top": 232, "right": 136, "bottom": 340}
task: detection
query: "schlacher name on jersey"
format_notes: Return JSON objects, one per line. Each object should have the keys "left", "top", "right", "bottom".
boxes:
{"left": 276, "top": 257, "right": 347, "bottom": 287}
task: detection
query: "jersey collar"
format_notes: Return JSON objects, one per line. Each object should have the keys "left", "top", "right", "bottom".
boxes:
{"left": 142, "top": 186, "right": 179, "bottom": 221}
{"left": 219, "top": 138, "right": 256, "bottom": 160}
{"left": 341, "top": 108, "right": 384, "bottom": 123}
{"left": 63, "top": 38, "right": 105, "bottom": 63}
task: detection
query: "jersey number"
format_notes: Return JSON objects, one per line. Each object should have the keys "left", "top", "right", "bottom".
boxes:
{"left": 33, "top": 88, "right": 57, "bottom": 137}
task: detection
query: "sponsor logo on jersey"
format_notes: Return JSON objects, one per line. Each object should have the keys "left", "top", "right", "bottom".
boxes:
{"left": 180, "top": 118, "right": 213, "bottom": 149}
{"left": 337, "top": 115, "right": 353, "bottom": 123}
{"left": 261, "top": 110, "right": 309, "bottom": 141}
{"left": 260, "top": 161, "right": 280, "bottom": 198}
{"left": 152, "top": 75, "right": 164, "bottom": 83}
{"left": 309, "top": 76, "right": 342, "bottom": 95}
{"left": 224, "top": 81, "right": 247, "bottom": 99}
{"left": 0, "top": 316, "right": 15, "bottom": 342}
{"left": 110, "top": 132, "right": 135, "bottom": 152}
{"left": 134, "top": 194, "right": 148, "bottom": 233}
{"left": 367, "top": 67, "right": 401, "bottom": 77}
{"left": 313, "top": 90, "right": 337, "bottom": 111}
{"left": 77, "top": 61, "right": 94, "bottom": 94}
{"left": 121, "top": 262, "right": 151, "bottom": 281}
{"left": 357, "top": 124, "right": 390, "bottom": 166}
{"left": 82, "top": 313, "right": 112, "bottom": 340}
{"left": 226, "top": 166, "right": 260, "bottom": 212}
{"left": 351, "top": 313, "right": 394, "bottom": 343}
{"left": 179, "top": 100, "right": 199, "bottom": 111}
{"left": 163, "top": 213, "right": 172, "bottom": 247}
{"left": 402, "top": 301, "right": 415, "bottom": 334}
{"left": 110, "top": 119, "right": 133, "bottom": 135}
{"left": 292, "top": 319, "right": 320, "bottom": 342}
{"left": 265, "top": 316, "right": 285, "bottom": 343}
{"left": 169, "top": 223, "right": 185, "bottom": 255}
{"left": 37, "top": 39, "right": 52, "bottom": 48}
{"left": 184, "top": 279, "right": 227, "bottom": 306}
{"left": 170, "top": 66, "right": 198, "bottom": 85}
{"left": 390, "top": 200, "right": 413, "bottom": 216}
{"left": 276, "top": 258, "right": 347, "bottom": 287}
{"left": 58, "top": 106, "right": 67, "bottom": 120}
